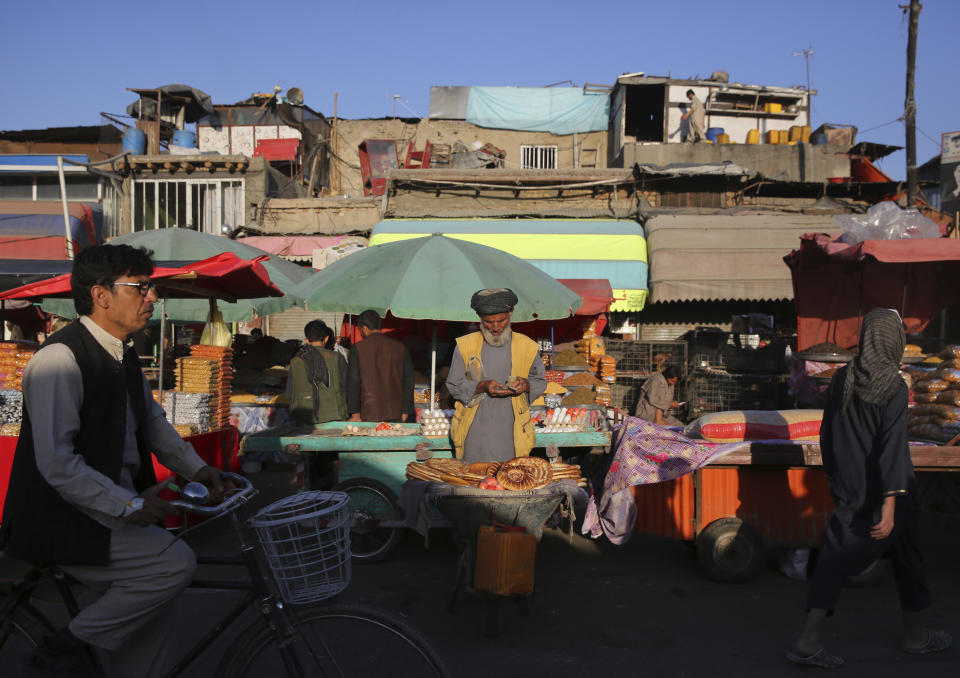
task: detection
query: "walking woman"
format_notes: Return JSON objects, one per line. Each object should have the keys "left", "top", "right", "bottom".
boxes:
{"left": 788, "top": 308, "right": 951, "bottom": 667}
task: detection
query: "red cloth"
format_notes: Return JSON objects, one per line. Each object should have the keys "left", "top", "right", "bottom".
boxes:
{"left": 785, "top": 234, "right": 960, "bottom": 350}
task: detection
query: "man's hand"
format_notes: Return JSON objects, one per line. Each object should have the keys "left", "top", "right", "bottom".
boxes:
{"left": 124, "top": 481, "right": 175, "bottom": 526}
{"left": 507, "top": 377, "right": 529, "bottom": 394}
{"left": 348, "top": 413, "right": 362, "bottom": 422}
{"left": 193, "top": 465, "right": 236, "bottom": 503}
{"left": 477, "top": 379, "right": 514, "bottom": 398}
{"left": 871, "top": 495, "right": 896, "bottom": 540}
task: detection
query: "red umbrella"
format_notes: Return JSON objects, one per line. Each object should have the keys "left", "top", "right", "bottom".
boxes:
{"left": 0, "top": 252, "right": 283, "bottom": 302}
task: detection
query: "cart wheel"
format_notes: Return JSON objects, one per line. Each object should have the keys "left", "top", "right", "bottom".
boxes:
{"left": 481, "top": 597, "right": 503, "bottom": 638}
{"left": 334, "top": 478, "right": 404, "bottom": 564}
{"left": 696, "top": 518, "right": 765, "bottom": 583}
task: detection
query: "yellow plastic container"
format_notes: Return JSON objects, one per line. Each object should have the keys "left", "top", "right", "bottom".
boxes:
{"left": 716, "top": 133, "right": 730, "bottom": 144}
{"left": 778, "top": 129, "right": 790, "bottom": 144}
{"left": 765, "top": 130, "right": 780, "bottom": 145}
{"left": 474, "top": 525, "right": 536, "bottom": 596}
{"left": 764, "top": 102, "right": 783, "bottom": 114}
{"left": 800, "top": 125, "right": 811, "bottom": 142}
{"left": 789, "top": 125, "right": 803, "bottom": 142}
{"left": 746, "top": 129, "right": 760, "bottom": 145}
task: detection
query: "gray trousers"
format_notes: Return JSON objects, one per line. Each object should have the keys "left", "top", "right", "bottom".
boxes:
{"left": 62, "top": 524, "right": 196, "bottom": 678}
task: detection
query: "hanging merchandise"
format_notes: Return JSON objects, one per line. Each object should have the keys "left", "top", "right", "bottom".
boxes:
{"left": 200, "top": 298, "right": 232, "bottom": 348}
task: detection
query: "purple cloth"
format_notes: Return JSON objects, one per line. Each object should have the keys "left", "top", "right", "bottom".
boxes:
{"left": 582, "top": 416, "right": 750, "bottom": 544}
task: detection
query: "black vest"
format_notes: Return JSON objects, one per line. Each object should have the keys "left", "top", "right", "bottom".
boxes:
{"left": 0, "top": 320, "right": 156, "bottom": 565}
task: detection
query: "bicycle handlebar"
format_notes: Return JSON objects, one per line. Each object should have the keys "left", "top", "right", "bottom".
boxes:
{"left": 168, "top": 472, "right": 256, "bottom": 515}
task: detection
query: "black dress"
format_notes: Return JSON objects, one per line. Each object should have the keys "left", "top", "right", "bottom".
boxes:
{"left": 806, "top": 367, "right": 931, "bottom": 613}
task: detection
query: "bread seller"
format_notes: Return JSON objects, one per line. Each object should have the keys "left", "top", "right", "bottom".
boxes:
{"left": 446, "top": 288, "right": 547, "bottom": 463}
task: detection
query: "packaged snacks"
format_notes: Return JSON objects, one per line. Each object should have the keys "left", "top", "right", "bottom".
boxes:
{"left": 913, "top": 392, "right": 939, "bottom": 403}
{"left": 914, "top": 378, "right": 949, "bottom": 392}
{"left": 938, "top": 345, "right": 960, "bottom": 360}
{"left": 939, "top": 367, "right": 960, "bottom": 383}
{"left": 936, "top": 391, "right": 960, "bottom": 406}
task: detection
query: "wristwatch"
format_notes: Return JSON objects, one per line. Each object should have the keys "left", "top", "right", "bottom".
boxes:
{"left": 122, "top": 497, "right": 145, "bottom": 516}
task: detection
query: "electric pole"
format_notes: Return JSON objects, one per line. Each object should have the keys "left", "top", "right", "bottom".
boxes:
{"left": 793, "top": 47, "right": 814, "bottom": 124}
{"left": 904, "top": 1, "right": 921, "bottom": 206}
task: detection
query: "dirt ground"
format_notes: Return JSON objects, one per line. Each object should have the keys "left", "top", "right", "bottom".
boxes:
{"left": 180, "top": 467, "right": 960, "bottom": 678}
{"left": 6, "top": 466, "right": 958, "bottom": 677}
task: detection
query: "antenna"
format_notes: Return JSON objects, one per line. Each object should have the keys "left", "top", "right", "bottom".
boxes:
{"left": 792, "top": 46, "right": 814, "bottom": 123}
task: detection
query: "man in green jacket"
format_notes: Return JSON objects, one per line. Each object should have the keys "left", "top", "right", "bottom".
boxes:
{"left": 287, "top": 320, "right": 347, "bottom": 425}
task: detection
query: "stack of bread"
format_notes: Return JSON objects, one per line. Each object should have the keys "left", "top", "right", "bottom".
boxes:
{"left": 188, "top": 345, "right": 233, "bottom": 429}
{"left": 908, "top": 345, "right": 960, "bottom": 442}
{"left": 405, "top": 456, "right": 585, "bottom": 489}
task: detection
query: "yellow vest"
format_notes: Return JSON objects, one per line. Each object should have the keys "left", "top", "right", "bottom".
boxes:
{"left": 450, "top": 331, "right": 539, "bottom": 459}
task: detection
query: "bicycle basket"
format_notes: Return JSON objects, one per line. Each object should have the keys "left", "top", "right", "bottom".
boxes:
{"left": 249, "top": 490, "right": 351, "bottom": 604}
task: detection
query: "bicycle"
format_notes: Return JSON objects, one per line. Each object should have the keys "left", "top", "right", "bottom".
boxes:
{"left": 0, "top": 473, "right": 449, "bottom": 677}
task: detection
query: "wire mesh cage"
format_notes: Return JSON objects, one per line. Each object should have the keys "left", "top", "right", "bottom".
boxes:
{"left": 684, "top": 370, "right": 785, "bottom": 418}
{"left": 249, "top": 490, "right": 351, "bottom": 605}
{"left": 604, "top": 339, "right": 688, "bottom": 378}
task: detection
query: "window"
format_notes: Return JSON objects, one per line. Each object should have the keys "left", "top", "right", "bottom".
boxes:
{"left": 133, "top": 178, "right": 244, "bottom": 234}
{"left": 0, "top": 176, "right": 34, "bottom": 200}
{"left": 521, "top": 145, "right": 558, "bottom": 169}
{"left": 0, "top": 174, "right": 102, "bottom": 201}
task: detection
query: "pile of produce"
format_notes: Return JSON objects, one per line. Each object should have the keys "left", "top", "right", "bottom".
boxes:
{"left": 405, "top": 456, "right": 585, "bottom": 489}
{"left": 553, "top": 349, "right": 589, "bottom": 369}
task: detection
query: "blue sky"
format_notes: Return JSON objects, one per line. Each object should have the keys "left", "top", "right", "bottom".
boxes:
{"left": 2, "top": 0, "right": 954, "bottom": 179}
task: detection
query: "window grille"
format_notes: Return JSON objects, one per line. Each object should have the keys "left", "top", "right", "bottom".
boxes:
{"left": 132, "top": 179, "right": 244, "bottom": 234}
{"left": 520, "top": 145, "right": 557, "bottom": 169}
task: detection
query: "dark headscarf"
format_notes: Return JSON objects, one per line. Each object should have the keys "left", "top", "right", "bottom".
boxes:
{"left": 841, "top": 308, "right": 905, "bottom": 414}
{"left": 470, "top": 288, "right": 518, "bottom": 315}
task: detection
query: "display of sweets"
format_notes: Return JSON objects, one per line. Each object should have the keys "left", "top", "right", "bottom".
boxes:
{"left": 189, "top": 345, "right": 234, "bottom": 430}
{"left": 0, "top": 389, "right": 23, "bottom": 424}
{"left": 0, "top": 341, "right": 36, "bottom": 392}
{"left": 163, "top": 391, "right": 211, "bottom": 433}
{"left": 419, "top": 409, "right": 451, "bottom": 437}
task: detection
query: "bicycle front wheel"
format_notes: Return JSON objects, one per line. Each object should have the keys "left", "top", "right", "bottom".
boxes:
{"left": 216, "top": 602, "right": 449, "bottom": 678}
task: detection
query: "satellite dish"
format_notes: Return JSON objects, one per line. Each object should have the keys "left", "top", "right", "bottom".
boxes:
{"left": 286, "top": 87, "right": 304, "bottom": 106}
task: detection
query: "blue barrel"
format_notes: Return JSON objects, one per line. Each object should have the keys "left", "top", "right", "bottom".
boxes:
{"left": 122, "top": 128, "right": 146, "bottom": 154}
{"left": 810, "top": 132, "right": 827, "bottom": 145}
{"left": 171, "top": 129, "right": 197, "bottom": 149}
{"left": 705, "top": 127, "right": 724, "bottom": 143}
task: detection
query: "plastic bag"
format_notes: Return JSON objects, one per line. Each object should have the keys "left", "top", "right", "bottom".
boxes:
{"left": 200, "top": 299, "right": 232, "bottom": 348}
{"left": 836, "top": 201, "right": 941, "bottom": 243}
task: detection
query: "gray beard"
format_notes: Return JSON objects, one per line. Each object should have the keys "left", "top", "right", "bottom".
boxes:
{"left": 481, "top": 325, "right": 512, "bottom": 348}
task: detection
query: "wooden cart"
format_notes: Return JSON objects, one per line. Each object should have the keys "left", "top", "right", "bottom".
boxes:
{"left": 241, "top": 421, "right": 610, "bottom": 562}
{"left": 632, "top": 443, "right": 960, "bottom": 582}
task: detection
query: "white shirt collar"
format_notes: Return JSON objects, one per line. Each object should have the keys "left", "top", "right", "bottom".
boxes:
{"left": 80, "top": 315, "right": 132, "bottom": 362}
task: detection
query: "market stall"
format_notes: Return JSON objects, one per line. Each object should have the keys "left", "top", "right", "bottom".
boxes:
{"left": 255, "top": 234, "right": 600, "bottom": 564}
{"left": 0, "top": 252, "right": 286, "bottom": 519}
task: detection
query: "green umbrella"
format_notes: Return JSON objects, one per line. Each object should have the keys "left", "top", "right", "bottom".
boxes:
{"left": 290, "top": 234, "right": 582, "bottom": 321}
{"left": 41, "top": 228, "right": 309, "bottom": 321}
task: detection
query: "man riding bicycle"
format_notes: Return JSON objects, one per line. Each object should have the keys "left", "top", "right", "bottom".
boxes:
{"left": 0, "top": 244, "right": 227, "bottom": 678}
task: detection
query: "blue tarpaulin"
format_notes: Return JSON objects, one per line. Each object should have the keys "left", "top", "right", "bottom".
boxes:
{"left": 466, "top": 87, "right": 610, "bottom": 135}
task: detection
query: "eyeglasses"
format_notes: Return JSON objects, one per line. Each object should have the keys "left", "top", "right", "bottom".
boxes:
{"left": 110, "top": 281, "right": 157, "bottom": 296}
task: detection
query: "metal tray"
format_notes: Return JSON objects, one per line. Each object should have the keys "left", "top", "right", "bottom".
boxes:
{"left": 796, "top": 351, "right": 853, "bottom": 362}
{"left": 900, "top": 355, "right": 929, "bottom": 364}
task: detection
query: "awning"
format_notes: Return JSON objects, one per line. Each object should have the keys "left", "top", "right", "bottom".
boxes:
{"left": 558, "top": 279, "right": 613, "bottom": 316}
{"left": 370, "top": 219, "right": 648, "bottom": 311}
{"left": 0, "top": 201, "right": 102, "bottom": 260}
{"left": 645, "top": 213, "right": 838, "bottom": 303}
{"left": 785, "top": 233, "right": 960, "bottom": 351}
